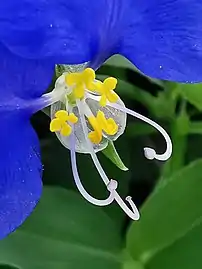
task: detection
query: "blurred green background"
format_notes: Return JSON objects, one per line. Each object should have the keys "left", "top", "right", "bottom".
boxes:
{"left": 1, "top": 55, "right": 202, "bottom": 269}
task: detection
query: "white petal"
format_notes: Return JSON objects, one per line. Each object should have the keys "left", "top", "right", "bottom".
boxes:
{"left": 85, "top": 93, "right": 127, "bottom": 141}
{"left": 51, "top": 101, "right": 108, "bottom": 154}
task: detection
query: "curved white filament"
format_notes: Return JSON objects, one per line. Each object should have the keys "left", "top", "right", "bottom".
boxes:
{"left": 70, "top": 131, "right": 117, "bottom": 206}
{"left": 77, "top": 99, "right": 140, "bottom": 220}
{"left": 108, "top": 103, "right": 172, "bottom": 161}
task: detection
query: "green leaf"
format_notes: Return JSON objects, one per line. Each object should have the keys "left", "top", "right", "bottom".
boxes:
{"left": 179, "top": 83, "right": 202, "bottom": 110}
{"left": 102, "top": 141, "right": 128, "bottom": 171}
{"left": 161, "top": 111, "right": 189, "bottom": 178}
{"left": 126, "top": 159, "right": 202, "bottom": 264}
{"left": 104, "top": 55, "right": 136, "bottom": 70}
{"left": 147, "top": 218, "right": 202, "bottom": 269}
{"left": 175, "top": 110, "right": 190, "bottom": 136}
{"left": 0, "top": 187, "right": 122, "bottom": 269}
{"left": 150, "top": 91, "right": 176, "bottom": 119}
{"left": 123, "top": 251, "right": 144, "bottom": 269}
{"left": 0, "top": 264, "right": 17, "bottom": 269}
{"left": 123, "top": 261, "right": 144, "bottom": 269}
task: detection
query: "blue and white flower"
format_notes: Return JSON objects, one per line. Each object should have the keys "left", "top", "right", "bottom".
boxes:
{"left": 0, "top": 0, "right": 202, "bottom": 239}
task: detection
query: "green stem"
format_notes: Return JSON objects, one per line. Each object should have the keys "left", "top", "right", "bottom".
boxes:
{"left": 161, "top": 125, "right": 187, "bottom": 178}
{"left": 161, "top": 101, "right": 188, "bottom": 178}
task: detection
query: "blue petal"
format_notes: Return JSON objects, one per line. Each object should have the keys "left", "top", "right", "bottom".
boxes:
{"left": 0, "top": 0, "right": 123, "bottom": 65}
{"left": 0, "top": 114, "right": 42, "bottom": 240}
{"left": 0, "top": 43, "right": 52, "bottom": 239}
{"left": 119, "top": 0, "right": 202, "bottom": 82}
{"left": 3, "top": 0, "right": 202, "bottom": 82}
{"left": 0, "top": 43, "right": 54, "bottom": 100}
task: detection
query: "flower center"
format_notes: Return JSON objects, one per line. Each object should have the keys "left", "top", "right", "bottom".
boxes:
{"left": 50, "top": 68, "right": 120, "bottom": 144}
{"left": 64, "top": 68, "right": 119, "bottom": 107}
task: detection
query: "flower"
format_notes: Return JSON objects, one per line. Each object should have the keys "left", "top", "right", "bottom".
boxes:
{"left": 48, "top": 66, "right": 172, "bottom": 220}
{"left": 0, "top": 0, "right": 202, "bottom": 239}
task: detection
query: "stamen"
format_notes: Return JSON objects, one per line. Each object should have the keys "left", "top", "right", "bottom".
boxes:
{"left": 74, "top": 84, "right": 85, "bottom": 99}
{"left": 106, "top": 91, "right": 119, "bottom": 104}
{"left": 70, "top": 128, "right": 117, "bottom": 206}
{"left": 50, "top": 110, "right": 78, "bottom": 137}
{"left": 93, "top": 77, "right": 119, "bottom": 107}
{"left": 55, "top": 110, "right": 69, "bottom": 121}
{"left": 99, "top": 95, "right": 108, "bottom": 107}
{"left": 60, "top": 123, "right": 72, "bottom": 136}
{"left": 87, "top": 110, "right": 118, "bottom": 144}
{"left": 38, "top": 68, "right": 120, "bottom": 114}
{"left": 50, "top": 118, "right": 62, "bottom": 132}
{"left": 77, "top": 99, "right": 140, "bottom": 221}
{"left": 68, "top": 113, "right": 79, "bottom": 124}
{"left": 108, "top": 103, "right": 172, "bottom": 161}
{"left": 82, "top": 68, "right": 96, "bottom": 88}
{"left": 39, "top": 69, "right": 119, "bottom": 113}
{"left": 104, "top": 77, "right": 117, "bottom": 90}
{"left": 97, "top": 111, "right": 118, "bottom": 135}
{"left": 65, "top": 68, "right": 96, "bottom": 99}
{"left": 65, "top": 73, "right": 80, "bottom": 86}
{"left": 88, "top": 116, "right": 103, "bottom": 144}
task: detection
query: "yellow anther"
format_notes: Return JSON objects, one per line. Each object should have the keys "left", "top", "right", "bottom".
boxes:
{"left": 68, "top": 113, "right": 78, "bottom": 124}
{"left": 60, "top": 123, "right": 72, "bottom": 136}
{"left": 97, "top": 111, "right": 118, "bottom": 135}
{"left": 50, "top": 118, "right": 62, "bottom": 132}
{"left": 88, "top": 110, "right": 118, "bottom": 144}
{"left": 65, "top": 73, "right": 80, "bottom": 86}
{"left": 99, "top": 95, "right": 107, "bottom": 107}
{"left": 106, "top": 91, "right": 119, "bottom": 103}
{"left": 103, "top": 77, "right": 117, "bottom": 90}
{"left": 55, "top": 110, "right": 69, "bottom": 121}
{"left": 74, "top": 84, "right": 85, "bottom": 99}
{"left": 88, "top": 131, "right": 102, "bottom": 144}
{"left": 105, "top": 118, "right": 118, "bottom": 135}
{"left": 65, "top": 68, "right": 96, "bottom": 99}
{"left": 93, "top": 77, "right": 119, "bottom": 107}
{"left": 65, "top": 68, "right": 119, "bottom": 104}
{"left": 82, "top": 68, "right": 96, "bottom": 90}
{"left": 82, "top": 68, "right": 95, "bottom": 82}
{"left": 50, "top": 110, "right": 78, "bottom": 137}
{"left": 88, "top": 116, "right": 103, "bottom": 144}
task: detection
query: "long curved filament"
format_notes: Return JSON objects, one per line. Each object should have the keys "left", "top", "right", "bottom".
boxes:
{"left": 70, "top": 130, "right": 117, "bottom": 206}
{"left": 108, "top": 102, "right": 172, "bottom": 161}
{"left": 77, "top": 99, "right": 140, "bottom": 220}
